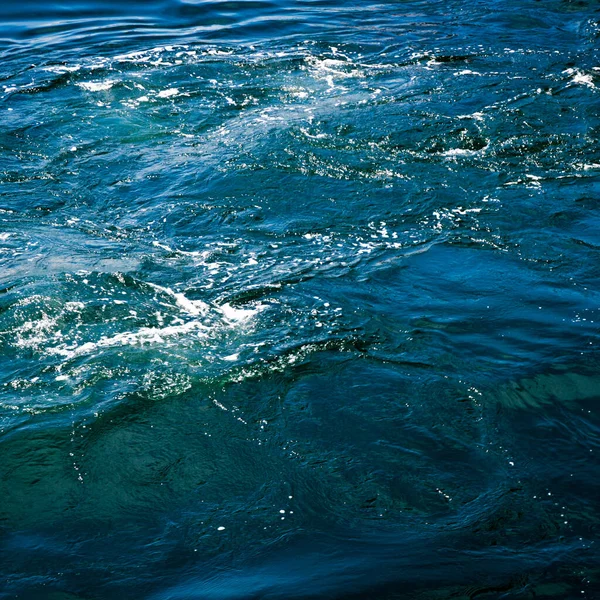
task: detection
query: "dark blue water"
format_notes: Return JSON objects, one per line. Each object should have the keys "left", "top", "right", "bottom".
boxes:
{"left": 1, "top": 1, "right": 600, "bottom": 598}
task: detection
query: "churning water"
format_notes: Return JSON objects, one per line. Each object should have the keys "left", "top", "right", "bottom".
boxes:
{"left": 1, "top": 0, "right": 600, "bottom": 598}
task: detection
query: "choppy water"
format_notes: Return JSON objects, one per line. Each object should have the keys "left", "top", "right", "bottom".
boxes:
{"left": 1, "top": 1, "right": 600, "bottom": 598}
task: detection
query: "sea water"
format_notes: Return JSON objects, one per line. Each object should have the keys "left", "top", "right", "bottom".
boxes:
{"left": 1, "top": 0, "right": 600, "bottom": 598}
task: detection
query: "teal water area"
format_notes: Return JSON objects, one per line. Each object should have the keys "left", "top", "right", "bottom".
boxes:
{"left": 1, "top": 1, "right": 600, "bottom": 598}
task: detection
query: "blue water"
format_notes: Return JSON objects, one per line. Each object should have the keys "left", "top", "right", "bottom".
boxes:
{"left": 1, "top": 1, "right": 600, "bottom": 598}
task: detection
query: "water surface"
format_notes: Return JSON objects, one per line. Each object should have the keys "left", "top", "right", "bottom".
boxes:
{"left": 1, "top": 1, "right": 600, "bottom": 598}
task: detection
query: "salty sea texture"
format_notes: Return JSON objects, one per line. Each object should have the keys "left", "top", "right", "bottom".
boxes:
{"left": 1, "top": 0, "right": 600, "bottom": 598}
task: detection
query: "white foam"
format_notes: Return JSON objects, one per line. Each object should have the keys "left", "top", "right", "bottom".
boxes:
{"left": 157, "top": 88, "right": 179, "bottom": 98}
{"left": 299, "top": 127, "right": 328, "bottom": 140}
{"left": 441, "top": 145, "right": 488, "bottom": 158}
{"left": 43, "top": 65, "right": 81, "bottom": 74}
{"left": 14, "top": 313, "right": 60, "bottom": 350}
{"left": 219, "top": 303, "right": 260, "bottom": 323}
{"left": 152, "top": 241, "right": 173, "bottom": 251}
{"left": 147, "top": 283, "right": 210, "bottom": 316}
{"left": 48, "top": 321, "right": 209, "bottom": 360}
{"left": 77, "top": 81, "right": 116, "bottom": 92}
{"left": 305, "top": 55, "right": 363, "bottom": 91}
{"left": 572, "top": 72, "right": 595, "bottom": 88}
{"left": 454, "top": 70, "right": 482, "bottom": 76}
{"left": 564, "top": 68, "right": 596, "bottom": 89}
{"left": 457, "top": 112, "right": 485, "bottom": 121}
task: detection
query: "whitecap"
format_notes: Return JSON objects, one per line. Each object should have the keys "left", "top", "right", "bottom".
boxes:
{"left": 147, "top": 283, "right": 210, "bottom": 316}
{"left": 77, "top": 81, "right": 116, "bottom": 92}
{"left": 219, "top": 303, "right": 260, "bottom": 323}
{"left": 157, "top": 88, "right": 179, "bottom": 98}
{"left": 48, "top": 321, "right": 210, "bottom": 360}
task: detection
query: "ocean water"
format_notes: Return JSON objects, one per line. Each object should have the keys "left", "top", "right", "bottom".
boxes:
{"left": 1, "top": 0, "right": 600, "bottom": 598}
